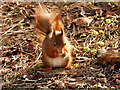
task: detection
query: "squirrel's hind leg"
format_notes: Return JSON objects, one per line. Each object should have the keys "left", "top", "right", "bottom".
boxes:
{"left": 65, "top": 57, "right": 73, "bottom": 69}
{"left": 65, "top": 63, "right": 73, "bottom": 69}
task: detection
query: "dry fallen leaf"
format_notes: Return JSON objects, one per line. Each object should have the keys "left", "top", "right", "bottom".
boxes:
{"left": 68, "top": 82, "right": 77, "bottom": 89}
{"left": 86, "top": 79, "right": 97, "bottom": 85}
{"left": 1, "top": 68, "right": 11, "bottom": 74}
{"left": 97, "top": 49, "right": 120, "bottom": 65}
{"left": 116, "top": 79, "right": 120, "bottom": 84}
{"left": 109, "top": 65, "right": 115, "bottom": 71}
{"left": 58, "top": 81, "right": 65, "bottom": 88}
{"left": 96, "top": 78, "right": 107, "bottom": 83}
{"left": 72, "top": 17, "right": 93, "bottom": 27}
{"left": 97, "top": 73, "right": 105, "bottom": 78}
{"left": 56, "top": 71, "right": 67, "bottom": 75}
{"left": 72, "top": 73, "right": 84, "bottom": 78}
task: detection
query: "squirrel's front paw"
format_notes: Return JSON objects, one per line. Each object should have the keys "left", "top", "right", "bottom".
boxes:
{"left": 44, "top": 67, "right": 52, "bottom": 72}
{"left": 65, "top": 64, "right": 73, "bottom": 69}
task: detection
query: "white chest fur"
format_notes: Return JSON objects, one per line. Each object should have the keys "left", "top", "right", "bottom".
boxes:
{"left": 47, "top": 56, "right": 67, "bottom": 67}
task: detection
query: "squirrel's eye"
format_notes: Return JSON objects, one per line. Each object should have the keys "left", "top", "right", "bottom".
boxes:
{"left": 64, "top": 43, "right": 66, "bottom": 46}
{"left": 54, "top": 43, "right": 56, "bottom": 46}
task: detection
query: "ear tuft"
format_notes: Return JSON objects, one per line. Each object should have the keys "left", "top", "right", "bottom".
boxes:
{"left": 53, "top": 30, "right": 56, "bottom": 36}
{"left": 55, "top": 13, "right": 61, "bottom": 31}
{"left": 60, "top": 28, "right": 64, "bottom": 36}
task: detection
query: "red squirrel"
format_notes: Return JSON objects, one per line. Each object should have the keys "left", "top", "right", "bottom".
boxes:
{"left": 33, "top": 4, "right": 72, "bottom": 72}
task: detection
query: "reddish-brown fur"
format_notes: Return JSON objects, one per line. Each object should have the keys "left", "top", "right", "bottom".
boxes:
{"left": 33, "top": 4, "right": 72, "bottom": 72}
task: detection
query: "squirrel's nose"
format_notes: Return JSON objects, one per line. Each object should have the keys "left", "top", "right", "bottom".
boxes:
{"left": 58, "top": 51, "right": 62, "bottom": 54}
{"left": 57, "top": 49, "right": 62, "bottom": 55}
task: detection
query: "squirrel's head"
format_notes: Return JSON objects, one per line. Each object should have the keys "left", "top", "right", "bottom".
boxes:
{"left": 53, "top": 29, "right": 66, "bottom": 55}
{"left": 45, "top": 11, "right": 67, "bottom": 57}
{"left": 46, "top": 29, "right": 66, "bottom": 58}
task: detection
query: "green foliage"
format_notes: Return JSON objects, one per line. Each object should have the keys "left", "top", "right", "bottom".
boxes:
{"left": 63, "top": 5, "right": 68, "bottom": 8}
{"left": 70, "top": 45, "right": 74, "bottom": 50}
{"left": 101, "top": 19, "right": 105, "bottom": 24}
{"left": 103, "top": 86, "right": 108, "bottom": 89}
{"left": 74, "top": 63, "right": 78, "bottom": 68}
{"left": 102, "top": 34, "right": 106, "bottom": 39}
{"left": 106, "top": 18, "right": 114, "bottom": 24}
{"left": 93, "top": 84, "right": 103, "bottom": 88}
{"left": 87, "top": 2, "right": 92, "bottom": 5}
{"left": 83, "top": 47, "right": 90, "bottom": 52}
{"left": 88, "top": 16, "right": 93, "bottom": 19}
{"left": 111, "top": 87, "right": 115, "bottom": 90}
{"left": 92, "top": 84, "right": 98, "bottom": 88}
{"left": 112, "top": 23, "right": 115, "bottom": 27}
{"left": 98, "top": 2, "right": 101, "bottom": 4}
{"left": 80, "top": 34, "right": 86, "bottom": 38}
{"left": 98, "top": 41, "right": 104, "bottom": 46}
{"left": 91, "top": 49, "right": 97, "bottom": 54}
{"left": 90, "top": 29, "right": 98, "bottom": 36}
{"left": 18, "top": 23, "right": 23, "bottom": 28}
{"left": 12, "top": 13, "right": 17, "bottom": 16}
{"left": 110, "top": 2, "right": 115, "bottom": 8}
{"left": 87, "top": 2, "right": 93, "bottom": 6}
{"left": 99, "top": 30, "right": 104, "bottom": 34}
{"left": 34, "top": 63, "right": 41, "bottom": 69}
{"left": 112, "top": 44, "right": 115, "bottom": 47}
{"left": 106, "top": 19, "right": 111, "bottom": 24}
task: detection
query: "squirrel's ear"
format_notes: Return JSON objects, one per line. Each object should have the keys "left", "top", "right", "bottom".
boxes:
{"left": 61, "top": 29, "right": 64, "bottom": 36}
{"left": 53, "top": 30, "right": 56, "bottom": 36}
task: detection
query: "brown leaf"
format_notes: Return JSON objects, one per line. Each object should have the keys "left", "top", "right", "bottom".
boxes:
{"left": 98, "top": 2, "right": 111, "bottom": 11}
{"left": 55, "top": 2, "right": 66, "bottom": 7}
{"left": 116, "top": 79, "right": 120, "bottom": 84}
{"left": 56, "top": 71, "right": 67, "bottom": 75}
{"left": 109, "top": 65, "right": 115, "bottom": 71}
{"left": 12, "top": 14, "right": 25, "bottom": 23}
{"left": 68, "top": 78, "right": 76, "bottom": 82}
{"left": 97, "top": 73, "right": 105, "bottom": 78}
{"left": 86, "top": 80, "right": 97, "bottom": 85}
{"left": 96, "top": 78, "right": 107, "bottom": 83}
{"left": 66, "top": 14, "right": 73, "bottom": 26}
{"left": 28, "top": 42, "right": 34, "bottom": 53}
{"left": 72, "top": 73, "right": 84, "bottom": 78}
{"left": 68, "top": 82, "right": 77, "bottom": 89}
{"left": 72, "top": 17, "right": 93, "bottom": 27}
{"left": 76, "top": 57, "right": 91, "bottom": 62}
{"left": 1, "top": 68, "right": 11, "bottom": 74}
{"left": 58, "top": 81, "right": 65, "bottom": 88}
{"left": 26, "top": 75, "right": 34, "bottom": 80}
{"left": 97, "top": 49, "right": 120, "bottom": 65}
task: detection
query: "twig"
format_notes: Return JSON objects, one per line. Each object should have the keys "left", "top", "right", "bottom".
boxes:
{"left": 1, "top": 30, "right": 33, "bottom": 36}
{"left": 2, "top": 19, "right": 24, "bottom": 37}
{"left": 28, "top": 51, "right": 42, "bottom": 69}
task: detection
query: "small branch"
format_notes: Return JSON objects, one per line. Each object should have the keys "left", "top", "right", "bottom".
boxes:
{"left": 2, "top": 19, "right": 24, "bottom": 37}
{"left": 5, "top": 30, "right": 32, "bottom": 36}
{"left": 28, "top": 51, "right": 42, "bottom": 69}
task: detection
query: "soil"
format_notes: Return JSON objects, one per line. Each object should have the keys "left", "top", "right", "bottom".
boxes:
{"left": 1, "top": 2, "right": 119, "bottom": 89}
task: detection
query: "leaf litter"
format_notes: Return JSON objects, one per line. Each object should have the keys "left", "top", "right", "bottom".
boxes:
{"left": 1, "top": 2, "right": 119, "bottom": 89}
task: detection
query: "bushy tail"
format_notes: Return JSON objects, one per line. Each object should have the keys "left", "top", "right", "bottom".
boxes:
{"left": 34, "top": 3, "right": 63, "bottom": 34}
{"left": 33, "top": 3, "right": 64, "bottom": 46}
{"left": 34, "top": 3, "right": 51, "bottom": 34}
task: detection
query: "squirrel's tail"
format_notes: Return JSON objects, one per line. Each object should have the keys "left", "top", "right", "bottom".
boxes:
{"left": 34, "top": 3, "right": 51, "bottom": 34}
{"left": 34, "top": 3, "right": 63, "bottom": 34}
{"left": 33, "top": 3, "right": 64, "bottom": 46}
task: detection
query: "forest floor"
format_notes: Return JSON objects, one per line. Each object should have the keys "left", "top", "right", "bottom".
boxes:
{"left": 1, "top": 2, "right": 120, "bottom": 89}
